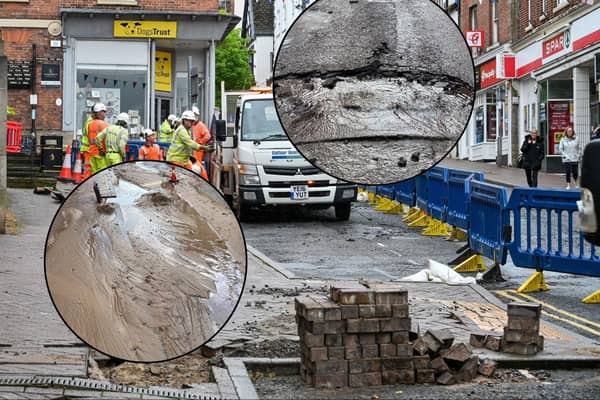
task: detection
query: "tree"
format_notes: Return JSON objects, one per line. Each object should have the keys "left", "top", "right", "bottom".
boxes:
{"left": 215, "top": 28, "right": 254, "bottom": 108}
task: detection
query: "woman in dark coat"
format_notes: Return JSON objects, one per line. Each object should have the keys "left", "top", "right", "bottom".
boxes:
{"left": 520, "top": 129, "right": 545, "bottom": 187}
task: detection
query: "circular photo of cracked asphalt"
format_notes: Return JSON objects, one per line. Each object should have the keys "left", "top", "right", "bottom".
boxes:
{"left": 273, "top": 0, "right": 475, "bottom": 185}
{"left": 44, "top": 161, "right": 247, "bottom": 362}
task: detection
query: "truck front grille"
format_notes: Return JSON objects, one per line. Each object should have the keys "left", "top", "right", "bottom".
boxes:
{"left": 263, "top": 166, "right": 321, "bottom": 175}
{"left": 268, "top": 180, "right": 330, "bottom": 188}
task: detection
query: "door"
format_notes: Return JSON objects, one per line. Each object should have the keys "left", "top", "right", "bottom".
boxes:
{"left": 155, "top": 97, "right": 171, "bottom": 130}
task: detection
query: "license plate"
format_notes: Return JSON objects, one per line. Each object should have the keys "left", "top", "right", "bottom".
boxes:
{"left": 291, "top": 185, "right": 309, "bottom": 200}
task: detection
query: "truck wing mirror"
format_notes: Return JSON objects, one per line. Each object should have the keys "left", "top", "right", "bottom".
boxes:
{"left": 579, "top": 140, "right": 600, "bottom": 246}
{"left": 215, "top": 120, "right": 227, "bottom": 142}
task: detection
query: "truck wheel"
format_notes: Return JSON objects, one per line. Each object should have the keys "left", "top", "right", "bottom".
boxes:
{"left": 334, "top": 203, "right": 351, "bottom": 221}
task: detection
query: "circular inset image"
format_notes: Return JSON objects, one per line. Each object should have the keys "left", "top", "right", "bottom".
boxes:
{"left": 45, "top": 161, "right": 246, "bottom": 362}
{"left": 273, "top": 0, "right": 475, "bottom": 185}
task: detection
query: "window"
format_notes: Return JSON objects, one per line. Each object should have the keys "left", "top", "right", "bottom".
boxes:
{"left": 491, "top": 1, "right": 499, "bottom": 45}
{"left": 527, "top": 0, "right": 532, "bottom": 24}
{"left": 554, "top": 0, "right": 570, "bottom": 12}
{"left": 469, "top": 6, "right": 477, "bottom": 30}
{"left": 542, "top": 0, "right": 547, "bottom": 15}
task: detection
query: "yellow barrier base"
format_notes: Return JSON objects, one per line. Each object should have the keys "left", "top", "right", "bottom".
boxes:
{"left": 383, "top": 202, "right": 404, "bottom": 215}
{"left": 453, "top": 254, "right": 486, "bottom": 272}
{"left": 403, "top": 208, "right": 422, "bottom": 223}
{"left": 422, "top": 219, "right": 450, "bottom": 237}
{"left": 407, "top": 214, "right": 430, "bottom": 228}
{"left": 582, "top": 289, "right": 600, "bottom": 304}
{"left": 367, "top": 192, "right": 376, "bottom": 204}
{"left": 447, "top": 226, "right": 468, "bottom": 241}
{"left": 517, "top": 271, "right": 549, "bottom": 293}
{"left": 374, "top": 198, "right": 392, "bottom": 211}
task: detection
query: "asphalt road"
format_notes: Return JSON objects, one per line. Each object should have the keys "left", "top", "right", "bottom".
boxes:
{"left": 242, "top": 202, "right": 600, "bottom": 343}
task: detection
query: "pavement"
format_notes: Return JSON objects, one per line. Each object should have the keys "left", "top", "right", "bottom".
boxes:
{"left": 440, "top": 157, "right": 567, "bottom": 190}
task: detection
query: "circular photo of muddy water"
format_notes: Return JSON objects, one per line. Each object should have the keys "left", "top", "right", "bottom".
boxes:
{"left": 273, "top": 0, "right": 475, "bottom": 185}
{"left": 44, "top": 161, "right": 246, "bottom": 362}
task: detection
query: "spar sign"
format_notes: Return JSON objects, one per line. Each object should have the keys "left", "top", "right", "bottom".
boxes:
{"left": 542, "top": 29, "right": 572, "bottom": 64}
{"left": 466, "top": 31, "right": 484, "bottom": 48}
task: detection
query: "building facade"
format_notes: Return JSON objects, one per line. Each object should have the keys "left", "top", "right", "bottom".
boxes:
{"left": 1, "top": 0, "right": 238, "bottom": 145}
{"left": 456, "top": 0, "right": 600, "bottom": 172}
{"left": 242, "top": 0, "right": 274, "bottom": 86}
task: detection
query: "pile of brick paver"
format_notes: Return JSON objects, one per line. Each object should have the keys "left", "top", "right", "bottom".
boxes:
{"left": 295, "top": 287, "right": 495, "bottom": 388}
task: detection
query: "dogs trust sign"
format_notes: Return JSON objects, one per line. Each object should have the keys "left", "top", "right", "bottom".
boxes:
{"left": 114, "top": 20, "right": 177, "bottom": 39}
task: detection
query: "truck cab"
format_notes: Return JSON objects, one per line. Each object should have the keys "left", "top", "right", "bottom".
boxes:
{"left": 212, "top": 90, "right": 357, "bottom": 221}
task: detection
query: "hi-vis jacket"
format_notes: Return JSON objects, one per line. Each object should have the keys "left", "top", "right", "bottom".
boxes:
{"left": 166, "top": 125, "right": 200, "bottom": 164}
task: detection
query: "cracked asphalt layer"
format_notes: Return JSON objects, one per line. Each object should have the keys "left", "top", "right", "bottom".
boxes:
{"left": 274, "top": 0, "right": 474, "bottom": 185}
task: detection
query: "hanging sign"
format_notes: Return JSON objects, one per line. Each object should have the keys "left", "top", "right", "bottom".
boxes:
{"left": 114, "top": 20, "right": 177, "bottom": 38}
{"left": 155, "top": 51, "right": 172, "bottom": 92}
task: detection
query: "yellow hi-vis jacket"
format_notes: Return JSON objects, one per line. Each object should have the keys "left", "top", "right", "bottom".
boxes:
{"left": 97, "top": 125, "right": 128, "bottom": 158}
{"left": 80, "top": 115, "right": 93, "bottom": 152}
{"left": 166, "top": 125, "right": 201, "bottom": 165}
{"left": 159, "top": 119, "right": 174, "bottom": 143}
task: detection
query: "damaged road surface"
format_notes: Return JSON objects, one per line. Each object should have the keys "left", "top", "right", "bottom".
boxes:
{"left": 274, "top": 0, "right": 474, "bottom": 184}
{"left": 45, "top": 162, "right": 246, "bottom": 362}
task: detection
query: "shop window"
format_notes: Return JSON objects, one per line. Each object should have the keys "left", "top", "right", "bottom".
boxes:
{"left": 548, "top": 80, "right": 573, "bottom": 99}
{"left": 176, "top": 72, "right": 190, "bottom": 114}
{"left": 76, "top": 65, "right": 147, "bottom": 137}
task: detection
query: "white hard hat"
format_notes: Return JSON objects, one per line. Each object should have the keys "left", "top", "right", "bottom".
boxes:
{"left": 181, "top": 110, "right": 196, "bottom": 121}
{"left": 93, "top": 103, "right": 107, "bottom": 113}
{"left": 192, "top": 106, "right": 200, "bottom": 115}
{"left": 143, "top": 128, "right": 155, "bottom": 137}
{"left": 117, "top": 112, "right": 130, "bottom": 124}
{"left": 167, "top": 114, "right": 177, "bottom": 122}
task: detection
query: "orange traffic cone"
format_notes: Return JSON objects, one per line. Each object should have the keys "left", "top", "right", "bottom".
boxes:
{"left": 82, "top": 152, "right": 92, "bottom": 180}
{"left": 73, "top": 152, "right": 82, "bottom": 184}
{"left": 59, "top": 145, "right": 73, "bottom": 180}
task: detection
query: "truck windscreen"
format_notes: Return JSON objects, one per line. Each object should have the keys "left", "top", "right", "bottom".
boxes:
{"left": 241, "top": 99, "right": 288, "bottom": 141}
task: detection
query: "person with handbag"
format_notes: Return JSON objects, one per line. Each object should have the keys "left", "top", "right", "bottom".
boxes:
{"left": 520, "top": 128, "right": 545, "bottom": 188}
{"left": 558, "top": 126, "right": 581, "bottom": 189}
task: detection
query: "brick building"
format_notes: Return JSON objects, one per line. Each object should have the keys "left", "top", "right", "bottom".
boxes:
{"left": 456, "top": 0, "right": 600, "bottom": 173}
{"left": 0, "top": 0, "right": 238, "bottom": 147}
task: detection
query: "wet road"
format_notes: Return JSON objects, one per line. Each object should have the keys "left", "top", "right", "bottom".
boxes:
{"left": 242, "top": 203, "right": 600, "bottom": 342}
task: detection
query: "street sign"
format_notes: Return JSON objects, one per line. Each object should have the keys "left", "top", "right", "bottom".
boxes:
{"left": 465, "top": 31, "right": 484, "bottom": 48}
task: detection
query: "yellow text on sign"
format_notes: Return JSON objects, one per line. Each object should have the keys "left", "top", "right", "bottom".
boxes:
{"left": 155, "top": 51, "right": 172, "bottom": 92}
{"left": 114, "top": 20, "right": 177, "bottom": 39}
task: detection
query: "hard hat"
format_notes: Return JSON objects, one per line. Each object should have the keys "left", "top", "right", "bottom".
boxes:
{"left": 93, "top": 103, "right": 107, "bottom": 113}
{"left": 167, "top": 114, "right": 177, "bottom": 122}
{"left": 117, "top": 112, "right": 130, "bottom": 124}
{"left": 181, "top": 110, "right": 196, "bottom": 121}
{"left": 192, "top": 106, "right": 200, "bottom": 115}
{"left": 143, "top": 128, "right": 155, "bottom": 137}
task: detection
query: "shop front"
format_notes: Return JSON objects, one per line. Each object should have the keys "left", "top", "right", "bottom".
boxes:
{"left": 61, "top": 9, "right": 238, "bottom": 139}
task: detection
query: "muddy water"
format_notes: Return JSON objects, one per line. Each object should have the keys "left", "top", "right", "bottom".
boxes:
{"left": 45, "top": 163, "right": 245, "bottom": 362}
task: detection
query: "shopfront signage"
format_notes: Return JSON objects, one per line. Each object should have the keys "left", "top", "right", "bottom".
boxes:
{"left": 7, "top": 60, "right": 33, "bottom": 89}
{"left": 41, "top": 64, "right": 61, "bottom": 86}
{"left": 548, "top": 101, "right": 571, "bottom": 155}
{"left": 542, "top": 29, "right": 571, "bottom": 63}
{"left": 480, "top": 58, "right": 502, "bottom": 89}
{"left": 114, "top": 20, "right": 177, "bottom": 39}
{"left": 496, "top": 54, "right": 516, "bottom": 79}
{"left": 465, "top": 31, "right": 484, "bottom": 48}
{"left": 155, "top": 51, "right": 172, "bottom": 92}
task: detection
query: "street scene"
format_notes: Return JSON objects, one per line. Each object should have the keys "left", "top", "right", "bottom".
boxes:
{"left": 273, "top": 0, "right": 474, "bottom": 184}
{"left": 1, "top": 0, "right": 600, "bottom": 399}
{"left": 45, "top": 162, "right": 246, "bottom": 363}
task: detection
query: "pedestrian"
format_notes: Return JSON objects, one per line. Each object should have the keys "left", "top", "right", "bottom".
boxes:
{"left": 191, "top": 106, "right": 212, "bottom": 169}
{"left": 138, "top": 129, "right": 163, "bottom": 161}
{"left": 159, "top": 114, "right": 177, "bottom": 143}
{"left": 83, "top": 103, "right": 109, "bottom": 174}
{"left": 520, "top": 128, "right": 545, "bottom": 188}
{"left": 97, "top": 113, "right": 130, "bottom": 166}
{"left": 558, "top": 126, "right": 581, "bottom": 189}
{"left": 166, "top": 110, "right": 212, "bottom": 169}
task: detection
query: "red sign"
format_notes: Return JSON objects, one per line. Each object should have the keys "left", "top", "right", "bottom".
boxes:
{"left": 466, "top": 31, "right": 484, "bottom": 48}
{"left": 480, "top": 59, "right": 502, "bottom": 89}
{"left": 543, "top": 31, "right": 569, "bottom": 59}
{"left": 503, "top": 55, "right": 516, "bottom": 78}
{"left": 548, "top": 101, "right": 571, "bottom": 155}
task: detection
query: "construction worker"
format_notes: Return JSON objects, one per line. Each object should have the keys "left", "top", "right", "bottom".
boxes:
{"left": 191, "top": 106, "right": 212, "bottom": 168}
{"left": 83, "top": 103, "right": 109, "bottom": 174}
{"left": 97, "top": 112, "right": 129, "bottom": 166}
{"left": 166, "top": 110, "right": 212, "bottom": 168}
{"left": 138, "top": 129, "right": 163, "bottom": 160}
{"left": 159, "top": 114, "right": 177, "bottom": 143}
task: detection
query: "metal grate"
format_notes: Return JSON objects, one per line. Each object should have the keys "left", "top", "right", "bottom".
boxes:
{"left": 263, "top": 166, "right": 321, "bottom": 176}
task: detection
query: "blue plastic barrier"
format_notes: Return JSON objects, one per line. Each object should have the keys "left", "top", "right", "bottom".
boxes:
{"left": 507, "top": 188, "right": 600, "bottom": 277}
{"left": 468, "top": 180, "right": 509, "bottom": 265}
{"left": 126, "top": 140, "right": 170, "bottom": 161}
{"left": 415, "top": 174, "right": 428, "bottom": 211}
{"left": 395, "top": 178, "right": 416, "bottom": 207}
{"left": 378, "top": 184, "right": 396, "bottom": 200}
{"left": 426, "top": 167, "right": 448, "bottom": 221}
{"left": 446, "top": 169, "right": 484, "bottom": 230}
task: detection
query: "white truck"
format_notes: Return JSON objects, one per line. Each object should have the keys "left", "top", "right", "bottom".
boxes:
{"left": 210, "top": 89, "right": 357, "bottom": 221}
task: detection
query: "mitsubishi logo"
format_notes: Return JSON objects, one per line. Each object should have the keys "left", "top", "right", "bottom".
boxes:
{"left": 295, "top": 168, "right": 303, "bottom": 175}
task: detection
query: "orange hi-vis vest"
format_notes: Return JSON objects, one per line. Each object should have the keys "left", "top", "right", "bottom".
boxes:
{"left": 192, "top": 121, "right": 211, "bottom": 162}
{"left": 138, "top": 143, "right": 163, "bottom": 160}
{"left": 87, "top": 119, "right": 108, "bottom": 157}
